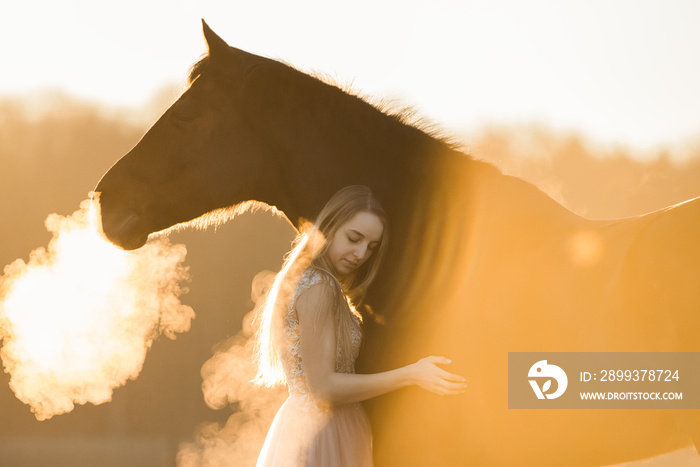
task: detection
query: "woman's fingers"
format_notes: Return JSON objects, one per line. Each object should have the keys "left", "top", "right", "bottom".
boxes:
{"left": 414, "top": 355, "right": 467, "bottom": 395}
{"left": 428, "top": 381, "right": 467, "bottom": 396}
{"left": 438, "top": 368, "right": 467, "bottom": 382}
{"left": 422, "top": 355, "right": 452, "bottom": 365}
{"left": 424, "top": 356, "right": 466, "bottom": 383}
{"left": 440, "top": 380, "right": 468, "bottom": 395}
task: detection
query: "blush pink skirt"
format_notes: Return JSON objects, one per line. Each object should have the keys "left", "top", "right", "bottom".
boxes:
{"left": 256, "top": 396, "right": 373, "bottom": 467}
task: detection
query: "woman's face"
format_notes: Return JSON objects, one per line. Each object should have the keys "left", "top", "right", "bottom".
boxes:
{"left": 327, "top": 211, "right": 384, "bottom": 276}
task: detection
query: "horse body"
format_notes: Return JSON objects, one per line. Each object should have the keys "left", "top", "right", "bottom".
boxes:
{"left": 366, "top": 161, "right": 698, "bottom": 465}
{"left": 95, "top": 22, "right": 700, "bottom": 465}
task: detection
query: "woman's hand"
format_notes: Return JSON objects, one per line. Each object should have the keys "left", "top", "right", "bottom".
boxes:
{"left": 405, "top": 356, "right": 467, "bottom": 396}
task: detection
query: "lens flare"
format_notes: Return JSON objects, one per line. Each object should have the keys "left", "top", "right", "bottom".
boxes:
{"left": 567, "top": 230, "right": 604, "bottom": 267}
{"left": 0, "top": 198, "right": 194, "bottom": 420}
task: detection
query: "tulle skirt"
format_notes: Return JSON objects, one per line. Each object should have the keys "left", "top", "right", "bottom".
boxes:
{"left": 256, "top": 396, "right": 373, "bottom": 467}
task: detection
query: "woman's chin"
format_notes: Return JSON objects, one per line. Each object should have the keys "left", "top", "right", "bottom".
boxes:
{"left": 334, "top": 264, "right": 356, "bottom": 277}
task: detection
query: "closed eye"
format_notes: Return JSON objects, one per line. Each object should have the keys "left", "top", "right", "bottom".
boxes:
{"left": 170, "top": 96, "right": 202, "bottom": 126}
{"left": 172, "top": 110, "right": 198, "bottom": 126}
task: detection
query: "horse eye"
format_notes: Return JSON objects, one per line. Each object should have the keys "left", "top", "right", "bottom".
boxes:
{"left": 172, "top": 110, "right": 197, "bottom": 125}
{"left": 171, "top": 100, "right": 201, "bottom": 125}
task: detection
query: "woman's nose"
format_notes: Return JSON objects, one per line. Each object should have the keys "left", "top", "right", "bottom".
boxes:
{"left": 354, "top": 244, "right": 368, "bottom": 260}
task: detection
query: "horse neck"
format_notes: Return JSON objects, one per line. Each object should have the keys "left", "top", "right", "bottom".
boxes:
{"left": 367, "top": 150, "right": 584, "bottom": 322}
{"left": 263, "top": 80, "right": 452, "bottom": 222}
{"left": 262, "top": 75, "right": 583, "bottom": 264}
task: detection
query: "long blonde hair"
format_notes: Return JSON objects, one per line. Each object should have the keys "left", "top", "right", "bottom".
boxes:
{"left": 255, "top": 186, "right": 388, "bottom": 387}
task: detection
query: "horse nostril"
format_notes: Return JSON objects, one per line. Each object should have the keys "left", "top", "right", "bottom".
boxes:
{"left": 115, "top": 212, "right": 140, "bottom": 238}
{"left": 100, "top": 210, "right": 147, "bottom": 250}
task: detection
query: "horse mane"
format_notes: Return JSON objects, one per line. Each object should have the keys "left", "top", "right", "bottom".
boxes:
{"left": 187, "top": 55, "right": 210, "bottom": 86}
{"left": 311, "top": 69, "right": 465, "bottom": 152}
{"left": 187, "top": 54, "right": 466, "bottom": 154}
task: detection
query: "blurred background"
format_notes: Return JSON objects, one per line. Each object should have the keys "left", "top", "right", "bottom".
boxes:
{"left": 1, "top": 1, "right": 700, "bottom": 465}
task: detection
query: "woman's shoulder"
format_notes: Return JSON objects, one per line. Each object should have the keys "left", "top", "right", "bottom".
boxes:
{"left": 294, "top": 267, "right": 339, "bottom": 299}
{"left": 298, "top": 266, "right": 337, "bottom": 289}
{"left": 292, "top": 267, "right": 340, "bottom": 314}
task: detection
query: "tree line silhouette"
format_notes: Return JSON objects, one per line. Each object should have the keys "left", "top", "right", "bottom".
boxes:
{"left": 469, "top": 125, "right": 700, "bottom": 219}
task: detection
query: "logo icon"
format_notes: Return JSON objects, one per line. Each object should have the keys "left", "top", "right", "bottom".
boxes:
{"left": 528, "top": 360, "right": 568, "bottom": 399}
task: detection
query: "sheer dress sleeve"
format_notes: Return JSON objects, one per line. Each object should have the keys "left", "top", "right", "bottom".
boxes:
{"left": 295, "top": 277, "right": 339, "bottom": 407}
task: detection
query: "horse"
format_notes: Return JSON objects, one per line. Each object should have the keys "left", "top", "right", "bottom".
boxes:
{"left": 95, "top": 21, "right": 700, "bottom": 466}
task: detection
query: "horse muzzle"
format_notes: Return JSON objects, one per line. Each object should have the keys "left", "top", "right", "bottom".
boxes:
{"left": 100, "top": 209, "right": 149, "bottom": 250}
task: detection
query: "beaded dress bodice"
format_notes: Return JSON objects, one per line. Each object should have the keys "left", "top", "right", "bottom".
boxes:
{"left": 281, "top": 268, "right": 362, "bottom": 411}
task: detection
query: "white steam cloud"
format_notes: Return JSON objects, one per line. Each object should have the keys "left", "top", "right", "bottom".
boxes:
{"left": 0, "top": 198, "right": 194, "bottom": 420}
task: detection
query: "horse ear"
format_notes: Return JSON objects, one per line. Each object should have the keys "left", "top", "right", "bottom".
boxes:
{"left": 202, "top": 19, "right": 230, "bottom": 58}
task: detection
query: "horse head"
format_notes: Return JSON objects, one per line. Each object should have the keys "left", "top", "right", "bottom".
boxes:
{"left": 95, "top": 23, "right": 422, "bottom": 249}
{"left": 95, "top": 23, "right": 287, "bottom": 249}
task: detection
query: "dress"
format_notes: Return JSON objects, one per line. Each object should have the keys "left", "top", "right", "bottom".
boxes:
{"left": 256, "top": 268, "right": 373, "bottom": 467}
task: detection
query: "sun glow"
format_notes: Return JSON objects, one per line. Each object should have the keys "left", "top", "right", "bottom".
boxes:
{"left": 567, "top": 230, "right": 604, "bottom": 268}
{"left": 0, "top": 199, "right": 194, "bottom": 420}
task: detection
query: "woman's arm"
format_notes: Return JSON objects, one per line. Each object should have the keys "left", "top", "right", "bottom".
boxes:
{"left": 296, "top": 282, "right": 467, "bottom": 408}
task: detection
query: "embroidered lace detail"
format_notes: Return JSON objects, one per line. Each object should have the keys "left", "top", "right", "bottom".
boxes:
{"left": 281, "top": 268, "right": 362, "bottom": 412}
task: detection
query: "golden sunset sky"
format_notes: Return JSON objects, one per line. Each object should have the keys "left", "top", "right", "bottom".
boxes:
{"left": 2, "top": 0, "right": 699, "bottom": 156}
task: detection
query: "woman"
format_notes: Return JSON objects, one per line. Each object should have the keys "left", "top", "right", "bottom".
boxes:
{"left": 255, "top": 185, "right": 467, "bottom": 467}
